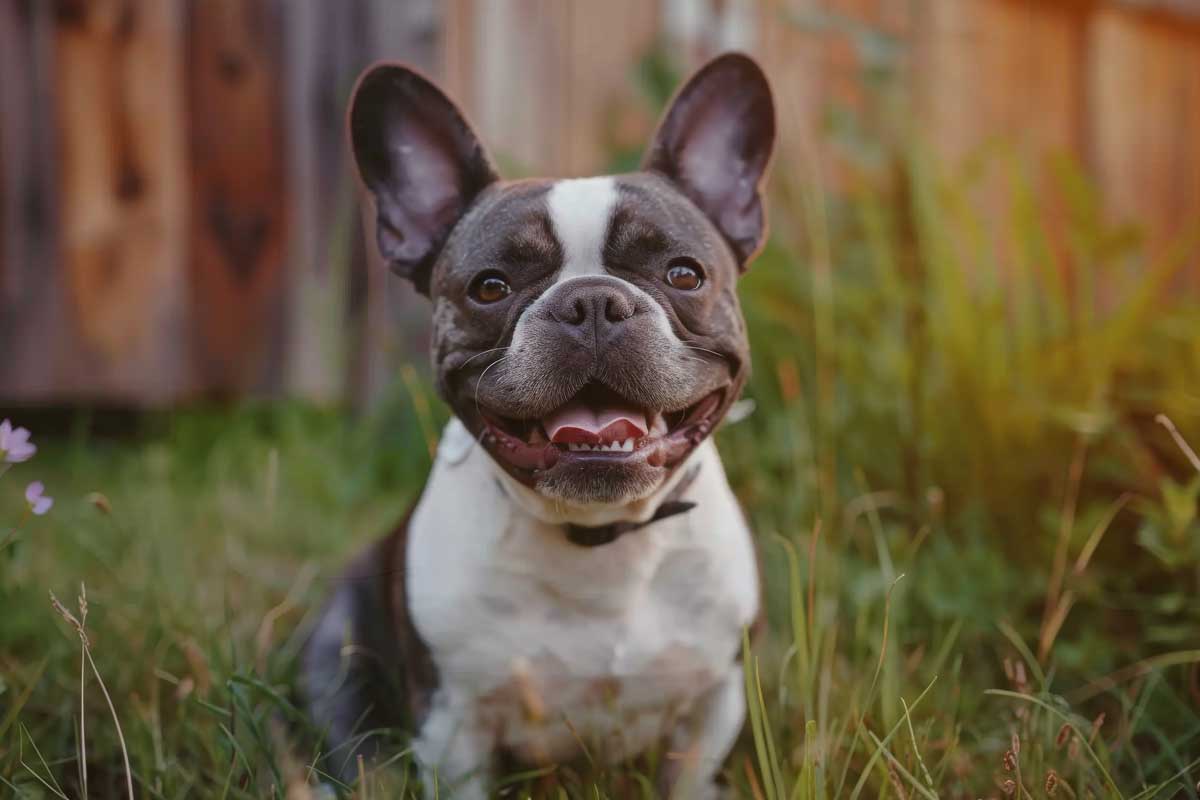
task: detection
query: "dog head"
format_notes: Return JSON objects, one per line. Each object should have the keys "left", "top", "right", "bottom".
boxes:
{"left": 349, "top": 53, "right": 775, "bottom": 509}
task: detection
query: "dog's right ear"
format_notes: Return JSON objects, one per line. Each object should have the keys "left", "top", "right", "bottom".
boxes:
{"left": 642, "top": 53, "right": 775, "bottom": 270}
{"left": 349, "top": 64, "right": 498, "bottom": 295}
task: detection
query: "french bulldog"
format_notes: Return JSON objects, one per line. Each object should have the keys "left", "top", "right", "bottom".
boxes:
{"left": 301, "top": 52, "right": 775, "bottom": 799}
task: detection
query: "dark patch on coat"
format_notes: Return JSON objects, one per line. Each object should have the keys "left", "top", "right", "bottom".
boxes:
{"left": 299, "top": 510, "right": 435, "bottom": 782}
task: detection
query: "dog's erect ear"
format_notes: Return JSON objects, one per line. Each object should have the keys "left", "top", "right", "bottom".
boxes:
{"left": 350, "top": 64, "right": 498, "bottom": 294}
{"left": 642, "top": 53, "right": 775, "bottom": 269}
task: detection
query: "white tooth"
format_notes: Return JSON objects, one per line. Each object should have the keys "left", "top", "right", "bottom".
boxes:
{"left": 622, "top": 439, "right": 633, "bottom": 452}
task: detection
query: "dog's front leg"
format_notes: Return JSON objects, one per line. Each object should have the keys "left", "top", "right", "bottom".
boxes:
{"left": 661, "top": 665, "right": 746, "bottom": 800}
{"left": 413, "top": 694, "right": 494, "bottom": 800}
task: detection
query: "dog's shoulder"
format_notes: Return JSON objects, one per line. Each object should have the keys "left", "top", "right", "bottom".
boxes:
{"left": 300, "top": 509, "right": 438, "bottom": 776}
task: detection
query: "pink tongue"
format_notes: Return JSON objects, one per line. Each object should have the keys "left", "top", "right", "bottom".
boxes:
{"left": 544, "top": 402, "right": 648, "bottom": 444}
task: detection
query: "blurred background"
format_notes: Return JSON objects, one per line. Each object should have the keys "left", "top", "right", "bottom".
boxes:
{"left": 2, "top": 0, "right": 1200, "bottom": 796}
{"left": 2, "top": 0, "right": 1197, "bottom": 407}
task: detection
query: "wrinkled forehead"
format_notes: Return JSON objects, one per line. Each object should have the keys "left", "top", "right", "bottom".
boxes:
{"left": 436, "top": 172, "right": 733, "bottom": 286}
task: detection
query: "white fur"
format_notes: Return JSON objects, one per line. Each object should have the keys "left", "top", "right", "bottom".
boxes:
{"left": 407, "top": 419, "right": 758, "bottom": 797}
{"left": 546, "top": 176, "right": 618, "bottom": 282}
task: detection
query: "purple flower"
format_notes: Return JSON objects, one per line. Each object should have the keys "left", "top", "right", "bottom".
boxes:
{"left": 1, "top": 419, "right": 37, "bottom": 463}
{"left": 25, "top": 481, "right": 53, "bottom": 515}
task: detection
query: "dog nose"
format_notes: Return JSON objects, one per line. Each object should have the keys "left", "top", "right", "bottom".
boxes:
{"left": 548, "top": 279, "right": 639, "bottom": 337}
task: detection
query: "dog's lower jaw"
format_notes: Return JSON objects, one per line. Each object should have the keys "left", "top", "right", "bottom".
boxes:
{"left": 532, "top": 460, "right": 666, "bottom": 506}
{"left": 468, "top": 429, "right": 706, "bottom": 530}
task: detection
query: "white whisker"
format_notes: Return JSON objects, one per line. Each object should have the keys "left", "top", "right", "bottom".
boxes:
{"left": 474, "top": 356, "right": 511, "bottom": 419}
{"left": 683, "top": 345, "right": 726, "bottom": 361}
{"left": 458, "top": 346, "right": 511, "bottom": 371}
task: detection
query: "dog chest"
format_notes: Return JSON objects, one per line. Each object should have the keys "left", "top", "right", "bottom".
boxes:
{"left": 442, "top": 537, "right": 747, "bottom": 762}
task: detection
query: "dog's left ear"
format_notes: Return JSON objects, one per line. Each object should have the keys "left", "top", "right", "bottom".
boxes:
{"left": 642, "top": 53, "right": 775, "bottom": 269}
{"left": 350, "top": 63, "right": 498, "bottom": 295}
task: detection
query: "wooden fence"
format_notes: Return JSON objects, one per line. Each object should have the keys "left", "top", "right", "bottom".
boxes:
{"left": 1, "top": 0, "right": 1198, "bottom": 406}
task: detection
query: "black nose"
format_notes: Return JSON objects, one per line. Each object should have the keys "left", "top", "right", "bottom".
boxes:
{"left": 548, "top": 278, "right": 640, "bottom": 340}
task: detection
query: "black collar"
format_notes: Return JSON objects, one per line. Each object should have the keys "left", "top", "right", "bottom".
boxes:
{"left": 565, "top": 465, "right": 701, "bottom": 547}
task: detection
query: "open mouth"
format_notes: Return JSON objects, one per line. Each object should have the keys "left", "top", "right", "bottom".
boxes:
{"left": 479, "top": 382, "right": 725, "bottom": 475}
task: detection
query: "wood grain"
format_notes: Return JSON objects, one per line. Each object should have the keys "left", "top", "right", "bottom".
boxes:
{"left": 51, "top": 0, "right": 188, "bottom": 402}
{"left": 1090, "top": 7, "right": 1200, "bottom": 290}
{"left": 186, "top": 0, "right": 287, "bottom": 395}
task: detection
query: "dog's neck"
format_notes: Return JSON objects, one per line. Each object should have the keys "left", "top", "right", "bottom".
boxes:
{"left": 438, "top": 418, "right": 708, "bottom": 531}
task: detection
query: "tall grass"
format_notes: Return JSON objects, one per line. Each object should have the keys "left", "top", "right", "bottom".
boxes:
{"left": 718, "top": 98, "right": 1200, "bottom": 799}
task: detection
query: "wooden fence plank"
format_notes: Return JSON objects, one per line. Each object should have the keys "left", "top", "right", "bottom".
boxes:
{"left": 186, "top": 0, "right": 288, "bottom": 396}
{"left": 920, "top": 0, "right": 1088, "bottom": 161}
{"left": 282, "top": 0, "right": 370, "bottom": 403}
{"left": 349, "top": 0, "right": 440, "bottom": 407}
{"left": 443, "top": 0, "right": 658, "bottom": 177}
{"left": 560, "top": 1, "right": 661, "bottom": 174}
{"left": 1089, "top": 7, "right": 1200, "bottom": 289}
{"left": 282, "top": 0, "right": 440, "bottom": 407}
{"left": 0, "top": 1, "right": 58, "bottom": 401}
{"left": 39, "top": 0, "right": 188, "bottom": 403}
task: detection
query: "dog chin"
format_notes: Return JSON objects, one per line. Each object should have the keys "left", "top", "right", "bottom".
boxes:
{"left": 533, "top": 461, "right": 666, "bottom": 506}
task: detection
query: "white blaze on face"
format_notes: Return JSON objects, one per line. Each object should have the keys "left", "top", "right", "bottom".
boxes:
{"left": 546, "top": 176, "right": 618, "bottom": 282}
{"left": 507, "top": 173, "right": 678, "bottom": 362}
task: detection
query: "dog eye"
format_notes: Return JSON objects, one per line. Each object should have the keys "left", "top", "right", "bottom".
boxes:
{"left": 470, "top": 272, "right": 511, "bottom": 303}
{"left": 665, "top": 258, "right": 704, "bottom": 291}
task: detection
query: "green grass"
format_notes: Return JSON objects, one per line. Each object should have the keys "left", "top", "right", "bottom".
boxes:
{"left": 4, "top": 76, "right": 1200, "bottom": 800}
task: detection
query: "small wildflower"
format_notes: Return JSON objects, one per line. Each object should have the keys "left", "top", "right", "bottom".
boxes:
{"left": 25, "top": 481, "right": 54, "bottom": 515}
{"left": 1011, "top": 733, "right": 1021, "bottom": 756}
{"left": 1089, "top": 712, "right": 1105, "bottom": 742}
{"left": 1045, "top": 770, "right": 1059, "bottom": 796}
{"left": 0, "top": 419, "right": 37, "bottom": 463}
{"left": 1056, "top": 723, "right": 1072, "bottom": 748}
{"left": 1001, "top": 778, "right": 1017, "bottom": 796}
{"left": 1002, "top": 750, "right": 1017, "bottom": 772}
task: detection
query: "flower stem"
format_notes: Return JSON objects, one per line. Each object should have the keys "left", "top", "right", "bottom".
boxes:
{"left": 1, "top": 510, "right": 31, "bottom": 553}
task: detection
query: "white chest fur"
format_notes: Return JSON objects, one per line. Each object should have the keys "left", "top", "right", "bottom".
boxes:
{"left": 406, "top": 421, "right": 759, "bottom": 766}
